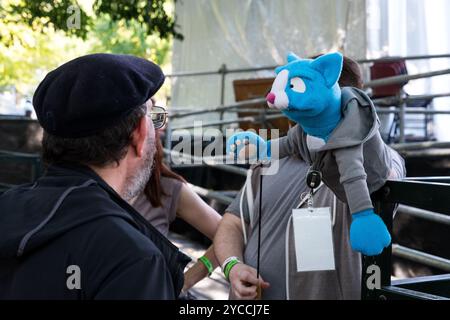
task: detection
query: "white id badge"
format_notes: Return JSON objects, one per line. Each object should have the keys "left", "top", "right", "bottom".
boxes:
{"left": 292, "top": 207, "right": 335, "bottom": 272}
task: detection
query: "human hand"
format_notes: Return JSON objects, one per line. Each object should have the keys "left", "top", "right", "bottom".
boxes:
{"left": 228, "top": 263, "right": 270, "bottom": 300}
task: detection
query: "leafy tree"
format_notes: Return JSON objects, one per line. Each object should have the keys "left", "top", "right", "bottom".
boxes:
{"left": 0, "top": 0, "right": 176, "bottom": 95}
{"left": 3, "top": 0, "right": 182, "bottom": 41}
{"left": 89, "top": 15, "right": 171, "bottom": 65}
{"left": 0, "top": 0, "right": 89, "bottom": 93}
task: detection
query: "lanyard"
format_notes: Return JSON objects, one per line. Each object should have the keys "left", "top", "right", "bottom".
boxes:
{"left": 305, "top": 150, "right": 327, "bottom": 209}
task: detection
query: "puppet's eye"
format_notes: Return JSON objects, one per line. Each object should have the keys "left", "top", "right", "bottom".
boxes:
{"left": 289, "top": 77, "right": 306, "bottom": 93}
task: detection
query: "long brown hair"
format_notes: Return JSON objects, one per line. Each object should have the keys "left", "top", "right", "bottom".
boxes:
{"left": 340, "top": 55, "right": 364, "bottom": 89}
{"left": 311, "top": 54, "right": 364, "bottom": 89}
{"left": 144, "top": 130, "right": 186, "bottom": 207}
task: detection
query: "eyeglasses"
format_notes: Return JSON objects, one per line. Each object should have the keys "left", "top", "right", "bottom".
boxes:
{"left": 147, "top": 106, "right": 168, "bottom": 129}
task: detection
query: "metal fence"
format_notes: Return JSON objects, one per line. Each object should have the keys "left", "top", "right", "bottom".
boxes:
{"left": 165, "top": 143, "right": 450, "bottom": 299}
{"left": 0, "top": 150, "right": 42, "bottom": 192}
{"left": 362, "top": 177, "right": 450, "bottom": 300}
{"left": 1, "top": 154, "right": 450, "bottom": 300}
{"left": 166, "top": 53, "right": 450, "bottom": 144}
{"left": 166, "top": 53, "right": 450, "bottom": 79}
{"left": 165, "top": 141, "right": 450, "bottom": 293}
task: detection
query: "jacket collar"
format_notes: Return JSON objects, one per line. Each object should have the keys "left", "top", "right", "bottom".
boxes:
{"left": 45, "top": 163, "right": 139, "bottom": 224}
{"left": 341, "top": 87, "right": 371, "bottom": 108}
{"left": 46, "top": 163, "right": 118, "bottom": 194}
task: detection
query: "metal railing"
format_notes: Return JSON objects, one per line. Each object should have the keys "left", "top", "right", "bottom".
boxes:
{"left": 174, "top": 155, "right": 450, "bottom": 278}
{"left": 166, "top": 53, "right": 450, "bottom": 79}
{"left": 363, "top": 177, "right": 450, "bottom": 300}
{"left": 381, "top": 178, "right": 450, "bottom": 274}
{"left": 393, "top": 245, "right": 450, "bottom": 273}
{"left": 166, "top": 53, "right": 450, "bottom": 144}
{"left": 165, "top": 53, "right": 450, "bottom": 111}
{"left": 364, "top": 68, "right": 450, "bottom": 89}
{"left": 397, "top": 205, "right": 450, "bottom": 226}
{"left": 162, "top": 149, "right": 450, "bottom": 296}
{"left": 170, "top": 98, "right": 267, "bottom": 119}
{"left": 188, "top": 183, "right": 235, "bottom": 205}
{"left": 163, "top": 148, "right": 248, "bottom": 177}
{"left": 358, "top": 53, "right": 450, "bottom": 64}
{"left": 2, "top": 148, "right": 450, "bottom": 299}
{"left": 166, "top": 53, "right": 450, "bottom": 143}
{"left": 169, "top": 146, "right": 450, "bottom": 289}
{"left": 171, "top": 113, "right": 285, "bottom": 131}
{"left": 164, "top": 139, "right": 450, "bottom": 285}
{"left": 0, "top": 150, "right": 43, "bottom": 184}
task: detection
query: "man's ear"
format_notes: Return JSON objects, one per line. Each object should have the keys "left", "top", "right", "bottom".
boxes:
{"left": 310, "top": 52, "right": 343, "bottom": 88}
{"left": 132, "top": 115, "right": 148, "bottom": 158}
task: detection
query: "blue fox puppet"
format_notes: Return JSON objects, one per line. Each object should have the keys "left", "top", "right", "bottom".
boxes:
{"left": 227, "top": 52, "right": 392, "bottom": 257}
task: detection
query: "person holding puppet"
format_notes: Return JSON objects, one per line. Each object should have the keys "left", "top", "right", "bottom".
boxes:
{"left": 227, "top": 52, "right": 401, "bottom": 257}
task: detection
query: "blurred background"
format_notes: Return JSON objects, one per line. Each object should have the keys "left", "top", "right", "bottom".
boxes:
{"left": 1, "top": 0, "right": 450, "bottom": 299}
{"left": 1, "top": 0, "right": 449, "bottom": 139}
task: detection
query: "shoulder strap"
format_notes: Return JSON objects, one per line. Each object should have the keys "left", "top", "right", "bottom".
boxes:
{"left": 240, "top": 163, "right": 264, "bottom": 228}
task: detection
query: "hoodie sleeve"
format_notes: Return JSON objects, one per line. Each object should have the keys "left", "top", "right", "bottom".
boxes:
{"left": 94, "top": 255, "right": 175, "bottom": 300}
{"left": 388, "top": 147, "right": 406, "bottom": 179}
{"left": 333, "top": 144, "right": 373, "bottom": 214}
{"left": 270, "top": 125, "right": 305, "bottom": 160}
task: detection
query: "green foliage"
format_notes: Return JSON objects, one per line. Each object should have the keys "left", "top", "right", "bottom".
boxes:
{"left": 0, "top": 0, "right": 90, "bottom": 93}
{"left": 94, "top": 0, "right": 183, "bottom": 40}
{"left": 4, "top": 0, "right": 182, "bottom": 41}
{"left": 89, "top": 15, "right": 171, "bottom": 65}
{"left": 4, "top": 0, "right": 91, "bottom": 39}
{"left": 0, "top": 0, "right": 176, "bottom": 94}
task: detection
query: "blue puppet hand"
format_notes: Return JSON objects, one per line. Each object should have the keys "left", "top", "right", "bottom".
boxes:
{"left": 350, "top": 209, "right": 391, "bottom": 256}
{"left": 226, "top": 132, "right": 270, "bottom": 162}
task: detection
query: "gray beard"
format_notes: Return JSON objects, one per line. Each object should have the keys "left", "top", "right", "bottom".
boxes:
{"left": 122, "top": 135, "right": 155, "bottom": 201}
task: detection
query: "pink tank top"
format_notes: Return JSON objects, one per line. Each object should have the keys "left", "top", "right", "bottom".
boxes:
{"left": 131, "top": 176, "right": 183, "bottom": 236}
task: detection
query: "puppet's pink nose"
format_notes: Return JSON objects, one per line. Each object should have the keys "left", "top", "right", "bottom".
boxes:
{"left": 266, "top": 93, "right": 276, "bottom": 104}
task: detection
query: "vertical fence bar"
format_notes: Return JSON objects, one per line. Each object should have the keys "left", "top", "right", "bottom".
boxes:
{"left": 219, "top": 64, "right": 227, "bottom": 132}
{"left": 164, "top": 121, "right": 172, "bottom": 163}
{"left": 399, "top": 90, "right": 407, "bottom": 143}
{"left": 362, "top": 186, "right": 395, "bottom": 300}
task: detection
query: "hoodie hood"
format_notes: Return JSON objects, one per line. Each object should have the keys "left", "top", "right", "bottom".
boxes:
{"left": 318, "top": 87, "right": 380, "bottom": 152}
{"left": 0, "top": 164, "right": 190, "bottom": 297}
{"left": 0, "top": 166, "right": 134, "bottom": 259}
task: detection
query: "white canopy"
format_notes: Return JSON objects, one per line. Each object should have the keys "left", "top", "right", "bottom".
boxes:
{"left": 170, "top": 0, "right": 367, "bottom": 126}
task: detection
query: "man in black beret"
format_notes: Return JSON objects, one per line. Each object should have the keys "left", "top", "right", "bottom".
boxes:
{"left": 0, "top": 54, "right": 190, "bottom": 299}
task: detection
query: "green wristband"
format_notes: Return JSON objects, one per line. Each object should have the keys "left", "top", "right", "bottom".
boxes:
{"left": 224, "top": 259, "right": 240, "bottom": 281}
{"left": 199, "top": 256, "right": 214, "bottom": 276}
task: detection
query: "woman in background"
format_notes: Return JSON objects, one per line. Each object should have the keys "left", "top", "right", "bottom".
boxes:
{"left": 130, "top": 131, "right": 222, "bottom": 293}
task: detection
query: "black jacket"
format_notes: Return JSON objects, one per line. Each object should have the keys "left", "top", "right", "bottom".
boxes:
{"left": 0, "top": 165, "right": 190, "bottom": 299}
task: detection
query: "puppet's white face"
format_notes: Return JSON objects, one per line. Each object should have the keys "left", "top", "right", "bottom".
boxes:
{"left": 266, "top": 69, "right": 290, "bottom": 110}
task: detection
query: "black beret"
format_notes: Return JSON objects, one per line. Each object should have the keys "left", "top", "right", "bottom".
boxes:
{"left": 33, "top": 53, "right": 165, "bottom": 138}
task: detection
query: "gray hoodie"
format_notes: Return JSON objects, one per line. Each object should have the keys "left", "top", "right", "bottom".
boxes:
{"left": 271, "top": 87, "right": 404, "bottom": 214}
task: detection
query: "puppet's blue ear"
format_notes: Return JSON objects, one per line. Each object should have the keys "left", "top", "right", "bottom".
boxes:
{"left": 275, "top": 66, "right": 284, "bottom": 74}
{"left": 310, "top": 52, "right": 343, "bottom": 88}
{"left": 287, "top": 52, "right": 301, "bottom": 63}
